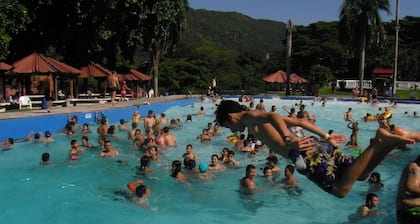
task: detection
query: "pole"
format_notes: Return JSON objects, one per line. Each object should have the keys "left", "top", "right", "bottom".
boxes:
{"left": 392, "top": 0, "right": 400, "bottom": 96}
{"left": 286, "top": 19, "right": 293, "bottom": 96}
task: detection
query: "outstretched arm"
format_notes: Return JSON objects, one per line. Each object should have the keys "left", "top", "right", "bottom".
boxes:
{"left": 127, "top": 180, "right": 144, "bottom": 192}
{"left": 283, "top": 116, "right": 346, "bottom": 146}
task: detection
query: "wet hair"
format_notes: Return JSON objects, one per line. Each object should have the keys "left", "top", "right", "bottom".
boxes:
{"left": 184, "top": 159, "right": 196, "bottom": 170}
{"left": 171, "top": 160, "right": 182, "bottom": 177}
{"left": 82, "top": 136, "right": 89, "bottom": 141}
{"left": 41, "top": 152, "right": 50, "bottom": 162}
{"left": 290, "top": 108, "right": 295, "bottom": 113}
{"left": 135, "top": 184, "right": 147, "bottom": 197}
{"left": 215, "top": 100, "right": 246, "bottom": 126}
{"left": 140, "top": 156, "right": 151, "bottom": 170}
{"left": 34, "top": 133, "right": 40, "bottom": 139}
{"left": 186, "top": 114, "right": 192, "bottom": 121}
{"left": 120, "top": 119, "right": 125, "bottom": 124}
{"left": 369, "top": 172, "right": 381, "bottom": 183}
{"left": 65, "top": 123, "right": 73, "bottom": 132}
{"left": 263, "top": 166, "right": 272, "bottom": 175}
{"left": 366, "top": 193, "right": 378, "bottom": 205}
{"left": 71, "top": 139, "right": 77, "bottom": 145}
{"left": 285, "top": 164, "right": 295, "bottom": 174}
{"left": 211, "top": 154, "right": 219, "bottom": 160}
{"left": 246, "top": 164, "right": 256, "bottom": 173}
{"left": 267, "top": 155, "right": 278, "bottom": 164}
{"left": 161, "top": 113, "right": 166, "bottom": 117}
{"left": 162, "top": 126, "right": 170, "bottom": 133}
{"left": 228, "top": 150, "right": 235, "bottom": 157}
{"left": 108, "top": 125, "right": 116, "bottom": 134}
{"left": 131, "top": 122, "right": 138, "bottom": 128}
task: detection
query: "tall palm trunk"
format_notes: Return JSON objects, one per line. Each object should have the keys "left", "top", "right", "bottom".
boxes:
{"left": 359, "top": 35, "right": 366, "bottom": 96}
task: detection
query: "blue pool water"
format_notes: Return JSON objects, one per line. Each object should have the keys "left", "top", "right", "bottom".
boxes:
{"left": 1, "top": 97, "right": 419, "bottom": 224}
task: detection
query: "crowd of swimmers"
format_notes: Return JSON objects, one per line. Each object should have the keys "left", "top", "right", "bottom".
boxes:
{"left": 2, "top": 96, "right": 420, "bottom": 223}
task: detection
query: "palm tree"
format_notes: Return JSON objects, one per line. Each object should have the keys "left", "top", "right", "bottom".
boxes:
{"left": 339, "top": 0, "right": 391, "bottom": 95}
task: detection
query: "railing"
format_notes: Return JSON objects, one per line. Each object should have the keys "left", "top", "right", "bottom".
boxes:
{"left": 335, "top": 80, "right": 419, "bottom": 90}
{"left": 336, "top": 80, "right": 372, "bottom": 89}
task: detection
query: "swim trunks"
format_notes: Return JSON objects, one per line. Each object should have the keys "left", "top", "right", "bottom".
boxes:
{"left": 108, "top": 87, "right": 118, "bottom": 92}
{"left": 397, "top": 207, "right": 420, "bottom": 223}
{"left": 289, "top": 136, "right": 354, "bottom": 193}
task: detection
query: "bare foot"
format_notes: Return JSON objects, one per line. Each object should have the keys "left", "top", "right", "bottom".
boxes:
{"left": 373, "top": 128, "right": 415, "bottom": 148}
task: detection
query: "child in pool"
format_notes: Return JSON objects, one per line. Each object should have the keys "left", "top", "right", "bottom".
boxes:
{"left": 126, "top": 180, "right": 150, "bottom": 208}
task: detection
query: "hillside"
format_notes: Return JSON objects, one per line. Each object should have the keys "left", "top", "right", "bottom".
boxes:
{"left": 180, "top": 9, "right": 287, "bottom": 58}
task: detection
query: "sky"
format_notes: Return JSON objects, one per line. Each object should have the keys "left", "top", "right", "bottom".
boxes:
{"left": 188, "top": 0, "right": 420, "bottom": 26}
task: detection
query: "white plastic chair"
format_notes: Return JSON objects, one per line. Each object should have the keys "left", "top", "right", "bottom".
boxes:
{"left": 18, "top": 96, "right": 32, "bottom": 110}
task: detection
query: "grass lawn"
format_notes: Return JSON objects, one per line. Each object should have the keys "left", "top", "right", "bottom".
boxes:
{"left": 318, "top": 87, "right": 419, "bottom": 100}
{"left": 272, "top": 86, "right": 419, "bottom": 100}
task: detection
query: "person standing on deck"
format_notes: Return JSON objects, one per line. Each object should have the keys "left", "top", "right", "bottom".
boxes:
{"left": 108, "top": 71, "right": 120, "bottom": 106}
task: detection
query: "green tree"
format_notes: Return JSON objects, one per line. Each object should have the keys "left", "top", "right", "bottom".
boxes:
{"left": 12, "top": 0, "right": 149, "bottom": 68}
{"left": 339, "top": 0, "right": 391, "bottom": 95}
{"left": 0, "top": 0, "right": 29, "bottom": 60}
{"left": 308, "top": 64, "right": 333, "bottom": 87}
{"left": 140, "top": 0, "right": 188, "bottom": 96}
{"left": 294, "top": 22, "right": 349, "bottom": 79}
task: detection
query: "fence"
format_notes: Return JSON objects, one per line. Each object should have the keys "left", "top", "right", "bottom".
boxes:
{"left": 336, "top": 80, "right": 419, "bottom": 90}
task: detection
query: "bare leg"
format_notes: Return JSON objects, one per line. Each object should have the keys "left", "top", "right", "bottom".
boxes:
{"left": 331, "top": 128, "right": 414, "bottom": 198}
{"left": 111, "top": 91, "right": 116, "bottom": 106}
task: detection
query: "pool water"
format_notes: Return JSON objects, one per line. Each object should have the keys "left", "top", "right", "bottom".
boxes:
{"left": 1, "top": 97, "right": 419, "bottom": 224}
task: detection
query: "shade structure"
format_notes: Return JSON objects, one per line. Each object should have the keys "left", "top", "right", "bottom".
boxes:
{"left": 372, "top": 68, "right": 393, "bottom": 79}
{"left": 120, "top": 69, "right": 151, "bottom": 81}
{"left": 262, "top": 70, "right": 287, "bottom": 83}
{"left": 0, "top": 62, "right": 12, "bottom": 71}
{"left": 118, "top": 69, "right": 151, "bottom": 99}
{"left": 119, "top": 73, "right": 138, "bottom": 81}
{"left": 10, "top": 52, "right": 80, "bottom": 76}
{"left": 0, "top": 62, "right": 13, "bottom": 100}
{"left": 128, "top": 69, "right": 151, "bottom": 81}
{"left": 289, "top": 73, "right": 308, "bottom": 84}
{"left": 8, "top": 53, "right": 80, "bottom": 99}
{"left": 79, "top": 62, "right": 113, "bottom": 78}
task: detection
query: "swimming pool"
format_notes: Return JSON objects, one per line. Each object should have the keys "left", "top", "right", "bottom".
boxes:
{"left": 1, "top": 97, "right": 419, "bottom": 223}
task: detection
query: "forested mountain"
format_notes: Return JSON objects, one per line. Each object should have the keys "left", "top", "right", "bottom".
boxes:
{"left": 2, "top": 2, "right": 419, "bottom": 96}
{"left": 180, "top": 9, "right": 286, "bottom": 59}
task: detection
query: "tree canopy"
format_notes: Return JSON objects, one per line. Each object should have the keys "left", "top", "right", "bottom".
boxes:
{"left": 1, "top": 1, "right": 419, "bottom": 96}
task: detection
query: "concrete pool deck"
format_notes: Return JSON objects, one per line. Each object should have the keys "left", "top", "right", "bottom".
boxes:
{"left": 0, "top": 95, "right": 199, "bottom": 141}
{"left": 1, "top": 94, "right": 418, "bottom": 121}
{"left": 0, "top": 95, "right": 195, "bottom": 120}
